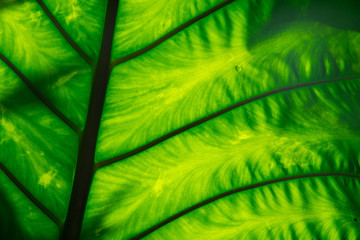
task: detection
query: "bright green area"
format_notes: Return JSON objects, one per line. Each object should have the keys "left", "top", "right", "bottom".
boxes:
{"left": 111, "top": 0, "right": 224, "bottom": 59}
{"left": 0, "top": 0, "right": 106, "bottom": 237}
{"left": 0, "top": 171, "right": 59, "bottom": 240}
{"left": 1, "top": 0, "right": 360, "bottom": 239}
{"left": 0, "top": 0, "right": 93, "bottom": 129}
{"left": 83, "top": 79, "right": 360, "bottom": 239}
{"left": 0, "top": 60, "right": 78, "bottom": 221}
{"left": 96, "top": 0, "right": 360, "bottom": 161}
{"left": 42, "top": 0, "right": 107, "bottom": 62}
{"left": 146, "top": 176, "right": 360, "bottom": 240}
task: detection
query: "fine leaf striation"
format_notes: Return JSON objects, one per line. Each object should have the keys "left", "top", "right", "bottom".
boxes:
{"left": 0, "top": 0, "right": 359, "bottom": 240}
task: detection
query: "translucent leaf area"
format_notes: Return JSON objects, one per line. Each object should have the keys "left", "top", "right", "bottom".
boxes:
{"left": 145, "top": 176, "right": 360, "bottom": 240}
{"left": 84, "top": 79, "right": 360, "bottom": 239}
{"left": 96, "top": 0, "right": 360, "bottom": 161}
{"left": 0, "top": 0, "right": 360, "bottom": 239}
{"left": 0, "top": 170, "right": 59, "bottom": 240}
{"left": 0, "top": 0, "right": 106, "bottom": 238}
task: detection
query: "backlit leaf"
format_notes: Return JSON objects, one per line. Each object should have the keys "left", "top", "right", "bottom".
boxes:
{"left": 0, "top": 0, "right": 359, "bottom": 239}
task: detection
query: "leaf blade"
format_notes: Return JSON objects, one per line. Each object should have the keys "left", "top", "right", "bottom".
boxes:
{"left": 83, "top": 78, "right": 360, "bottom": 239}
{"left": 96, "top": 0, "right": 360, "bottom": 161}
{"left": 0, "top": 59, "right": 78, "bottom": 222}
{"left": 144, "top": 176, "right": 360, "bottom": 240}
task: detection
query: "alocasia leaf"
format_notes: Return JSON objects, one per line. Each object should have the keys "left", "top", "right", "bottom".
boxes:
{"left": 0, "top": 0, "right": 359, "bottom": 239}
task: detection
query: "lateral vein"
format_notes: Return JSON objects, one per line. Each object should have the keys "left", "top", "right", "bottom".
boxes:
{"left": 35, "top": 0, "right": 94, "bottom": 67}
{"left": 97, "top": 75, "right": 360, "bottom": 169}
{"left": 0, "top": 163, "right": 62, "bottom": 229}
{"left": 0, "top": 53, "right": 81, "bottom": 135}
{"left": 111, "top": 0, "right": 235, "bottom": 67}
{"left": 131, "top": 172, "right": 360, "bottom": 240}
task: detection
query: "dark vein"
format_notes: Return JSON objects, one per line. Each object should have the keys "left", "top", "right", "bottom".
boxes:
{"left": 35, "top": 0, "right": 94, "bottom": 67}
{"left": 131, "top": 172, "right": 360, "bottom": 240}
{"left": 96, "top": 75, "right": 360, "bottom": 169}
{"left": 111, "top": 0, "right": 235, "bottom": 67}
{"left": 0, "top": 53, "right": 81, "bottom": 135}
{"left": 0, "top": 163, "right": 62, "bottom": 228}
{"left": 60, "top": 0, "right": 119, "bottom": 239}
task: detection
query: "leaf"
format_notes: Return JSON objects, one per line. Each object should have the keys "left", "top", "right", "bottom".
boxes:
{"left": 0, "top": 0, "right": 359, "bottom": 240}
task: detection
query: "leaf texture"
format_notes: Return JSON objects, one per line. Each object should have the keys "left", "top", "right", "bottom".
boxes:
{"left": 83, "top": 78, "right": 360, "bottom": 239}
{"left": 144, "top": 176, "right": 360, "bottom": 240}
{"left": 96, "top": 0, "right": 360, "bottom": 161}
{"left": 0, "top": 0, "right": 359, "bottom": 239}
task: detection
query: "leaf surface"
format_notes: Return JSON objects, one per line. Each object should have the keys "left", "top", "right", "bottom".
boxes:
{"left": 0, "top": 0, "right": 359, "bottom": 239}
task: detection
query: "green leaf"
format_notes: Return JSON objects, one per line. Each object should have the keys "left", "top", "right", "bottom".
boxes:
{"left": 0, "top": 0, "right": 359, "bottom": 239}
